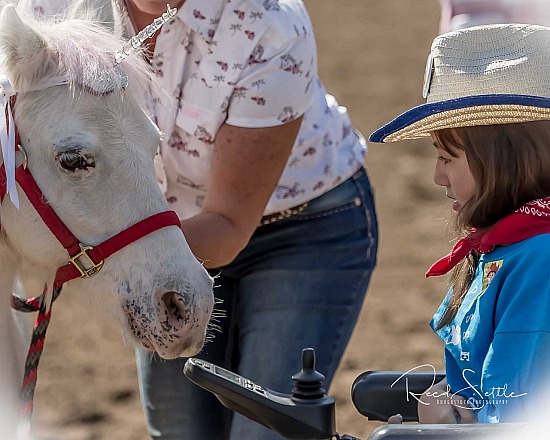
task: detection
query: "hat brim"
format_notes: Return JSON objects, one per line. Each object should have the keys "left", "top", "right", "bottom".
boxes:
{"left": 369, "top": 94, "right": 550, "bottom": 143}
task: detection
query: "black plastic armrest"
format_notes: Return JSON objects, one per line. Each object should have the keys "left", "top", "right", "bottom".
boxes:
{"left": 351, "top": 371, "right": 446, "bottom": 422}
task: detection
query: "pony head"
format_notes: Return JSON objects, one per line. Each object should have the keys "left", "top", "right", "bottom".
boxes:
{"left": 0, "top": 1, "right": 214, "bottom": 360}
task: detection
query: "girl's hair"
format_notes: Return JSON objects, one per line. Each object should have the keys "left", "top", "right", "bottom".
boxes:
{"left": 434, "top": 120, "right": 550, "bottom": 328}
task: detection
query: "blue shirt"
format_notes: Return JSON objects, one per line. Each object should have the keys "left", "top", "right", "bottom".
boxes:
{"left": 431, "top": 234, "right": 550, "bottom": 423}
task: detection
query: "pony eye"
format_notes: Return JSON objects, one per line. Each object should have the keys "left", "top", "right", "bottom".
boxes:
{"left": 56, "top": 150, "right": 96, "bottom": 172}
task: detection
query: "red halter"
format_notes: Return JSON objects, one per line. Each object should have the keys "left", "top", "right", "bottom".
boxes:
{"left": 1, "top": 158, "right": 181, "bottom": 288}
{"left": 0, "top": 99, "right": 181, "bottom": 420}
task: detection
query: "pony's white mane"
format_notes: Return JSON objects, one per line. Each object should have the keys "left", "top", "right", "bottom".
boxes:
{"left": 3, "top": 4, "right": 168, "bottom": 110}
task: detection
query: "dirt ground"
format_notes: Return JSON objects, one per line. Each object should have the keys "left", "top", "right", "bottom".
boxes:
{"left": 32, "top": 1, "right": 455, "bottom": 439}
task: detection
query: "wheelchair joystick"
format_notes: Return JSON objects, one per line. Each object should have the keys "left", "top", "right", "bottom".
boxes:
{"left": 292, "top": 348, "right": 327, "bottom": 401}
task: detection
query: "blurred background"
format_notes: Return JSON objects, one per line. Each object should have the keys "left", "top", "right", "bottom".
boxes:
{"left": 33, "top": 1, "right": 452, "bottom": 439}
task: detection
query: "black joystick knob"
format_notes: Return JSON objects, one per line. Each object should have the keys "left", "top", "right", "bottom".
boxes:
{"left": 291, "top": 348, "right": 326, "bottom": 401}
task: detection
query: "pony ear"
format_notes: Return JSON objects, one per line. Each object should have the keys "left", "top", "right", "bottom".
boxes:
{"left": 67, "top": 0, "right": 123, "bottom": 36}
{"left": 0, "top": 5, "right": 55, "bottom": 90}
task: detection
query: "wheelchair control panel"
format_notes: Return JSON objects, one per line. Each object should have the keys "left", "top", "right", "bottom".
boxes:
{"left": 184, "top": 348, "right": 360, "bottom": 440}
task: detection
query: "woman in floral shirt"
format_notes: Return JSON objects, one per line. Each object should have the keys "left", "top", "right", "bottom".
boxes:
{"left": 20, "top": 0, "right": 379, "bottom": 438}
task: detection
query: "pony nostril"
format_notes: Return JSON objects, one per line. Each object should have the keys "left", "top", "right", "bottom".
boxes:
{"left": 146, "top": 288, "right": 211, "bottom": 358}
{"left": 160, "top": 291, "right": 189, "bottom": 324}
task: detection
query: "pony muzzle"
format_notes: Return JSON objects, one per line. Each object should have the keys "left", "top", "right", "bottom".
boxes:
{"left": 124, "top": 285, "right": 212, "bottom": 359}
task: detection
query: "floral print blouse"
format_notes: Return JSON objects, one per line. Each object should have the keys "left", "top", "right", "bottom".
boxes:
{"left": 148, "top": 0, "right": 366, "bottom": 218}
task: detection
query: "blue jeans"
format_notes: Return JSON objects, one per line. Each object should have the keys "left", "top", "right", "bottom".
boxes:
{"left": 136, "top": 166, "right": 378, "bottom": 439}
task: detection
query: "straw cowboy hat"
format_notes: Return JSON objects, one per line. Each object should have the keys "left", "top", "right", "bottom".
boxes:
{"left": 370, "top": 23, "right": 550, "bottom": 143}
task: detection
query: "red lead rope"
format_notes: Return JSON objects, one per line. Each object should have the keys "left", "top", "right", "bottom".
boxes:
{"left": 1, "top": 158, "right": 182, "bottom": 421}
{"left": 11, "top": 287, "right": 62, "bottom": 417}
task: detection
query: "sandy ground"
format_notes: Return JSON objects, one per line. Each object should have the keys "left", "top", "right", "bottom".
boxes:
{"left": 30, "top": 1, "right": 455, "bottom": 439}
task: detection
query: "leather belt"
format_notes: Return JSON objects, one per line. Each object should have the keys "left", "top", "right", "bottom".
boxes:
{"left": 260, "top": 201, "right": 309, "bottom": 226}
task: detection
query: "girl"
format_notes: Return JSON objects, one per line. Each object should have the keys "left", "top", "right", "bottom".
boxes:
{"left": 370, "top": 23, "right": 550, "bottom": 423}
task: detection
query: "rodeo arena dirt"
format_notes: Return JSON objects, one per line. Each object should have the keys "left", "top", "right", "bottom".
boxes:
{"left": 31, "top": 1, "right": 450, "bottom": 439}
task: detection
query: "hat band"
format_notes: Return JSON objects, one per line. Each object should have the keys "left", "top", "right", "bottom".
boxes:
{"left": 384, "top": 104, "right": 550, "bottom": 142}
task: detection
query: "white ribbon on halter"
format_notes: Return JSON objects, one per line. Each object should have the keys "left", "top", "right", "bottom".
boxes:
{"left": 0, "top": 74, "right": 69, "bottom": 209}
{"left": 0, "top": 74, "right": 18, "bottom": 208}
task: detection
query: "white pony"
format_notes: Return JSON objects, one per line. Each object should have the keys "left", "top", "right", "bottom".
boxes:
{"left": 0, "top": 1, "right": 214, "bottom": 437}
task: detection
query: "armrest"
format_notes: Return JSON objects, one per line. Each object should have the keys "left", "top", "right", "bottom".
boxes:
{"left": 351, "top": 371, "right": 445, "bottom": 422}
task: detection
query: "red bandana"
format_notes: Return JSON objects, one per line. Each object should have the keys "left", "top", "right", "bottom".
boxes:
{"left": 426, "top": 197, "right": 550, "bottom": 277}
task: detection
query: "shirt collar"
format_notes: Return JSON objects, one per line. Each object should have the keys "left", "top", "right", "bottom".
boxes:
{"left": 179, "top": 0, "right": 225, "bottom": 43}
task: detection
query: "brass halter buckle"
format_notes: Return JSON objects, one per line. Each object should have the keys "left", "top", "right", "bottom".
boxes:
{"left": 68, "top": 243, "right": 104, "bottom": 278}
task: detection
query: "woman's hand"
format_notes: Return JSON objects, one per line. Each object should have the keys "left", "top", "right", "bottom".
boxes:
{"left": 417, "top": 379, "right": 477, "bottom": 424}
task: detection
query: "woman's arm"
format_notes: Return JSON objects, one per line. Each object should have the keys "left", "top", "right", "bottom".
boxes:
{"left": 180, "top": 117, "right": 302, "bottom": 268}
